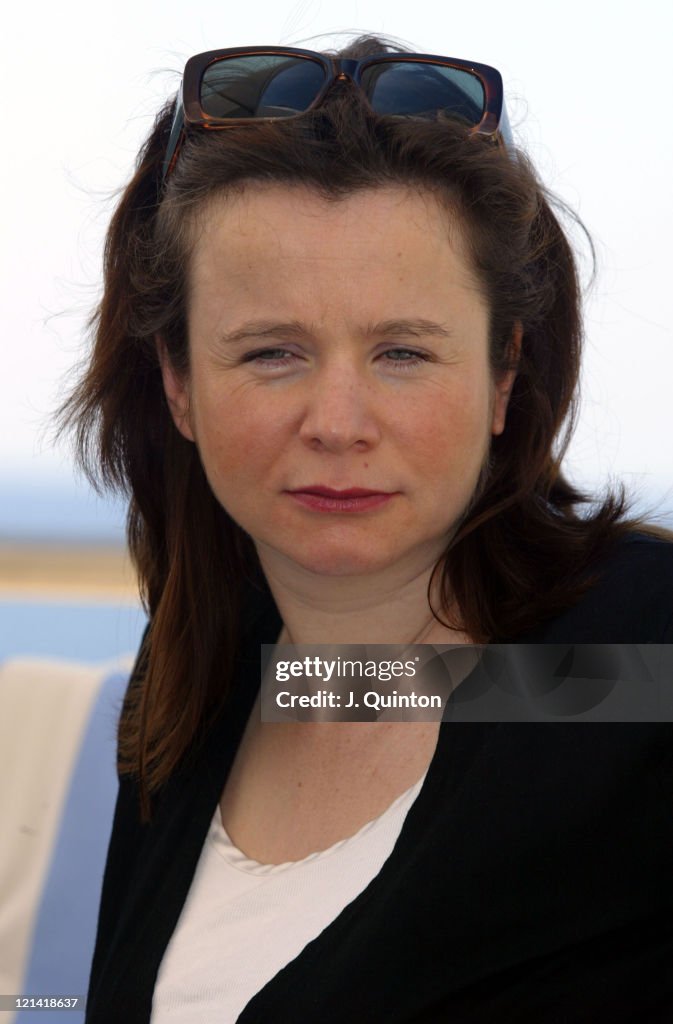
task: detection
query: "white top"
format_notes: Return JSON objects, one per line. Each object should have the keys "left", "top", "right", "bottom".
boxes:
{"left": 150, "top": 770, "right": 428, "bottom": 1023}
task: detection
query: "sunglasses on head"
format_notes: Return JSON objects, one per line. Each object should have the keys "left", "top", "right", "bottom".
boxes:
{"left": 162, "top": 46, "right": 511, "bottom": 183}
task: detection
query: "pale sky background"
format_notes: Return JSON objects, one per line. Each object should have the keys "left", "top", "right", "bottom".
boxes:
{"left": 2, "top": 0, "right": 672, "bottom": 536}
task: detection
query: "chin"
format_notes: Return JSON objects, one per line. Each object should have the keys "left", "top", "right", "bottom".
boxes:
{"left": 295, "top": 550, "right": 392, "bottom": 577}
{"left": 271, "top": 538, "right": 401, "bottom": 578}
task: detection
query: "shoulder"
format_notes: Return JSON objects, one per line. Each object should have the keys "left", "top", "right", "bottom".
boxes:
{"left": 520, "top": 531, "right": 673, "bottom": 642}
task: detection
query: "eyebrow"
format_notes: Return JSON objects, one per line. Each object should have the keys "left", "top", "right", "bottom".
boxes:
{"left": 216, "top": 318, "right": 454, "bottom": 345}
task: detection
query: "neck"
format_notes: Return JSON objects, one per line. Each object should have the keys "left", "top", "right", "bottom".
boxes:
{"left": 256, "top": 546, "right": 471, "bottom": 646}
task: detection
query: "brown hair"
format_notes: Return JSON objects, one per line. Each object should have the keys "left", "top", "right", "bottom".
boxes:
{"left": 57, "top": 35, "right": 661, "bottom": 819}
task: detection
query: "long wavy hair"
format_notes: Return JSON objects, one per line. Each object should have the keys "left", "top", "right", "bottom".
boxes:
{"left": 57, "top": 34, "right": 657, "bottom": 819}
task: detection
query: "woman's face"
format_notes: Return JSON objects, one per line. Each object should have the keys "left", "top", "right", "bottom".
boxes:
{"left": 160, "top": 185, "right": 516, "bottom": 581}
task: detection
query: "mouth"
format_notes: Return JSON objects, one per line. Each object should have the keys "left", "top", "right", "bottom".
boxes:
{"left": 285, "top": 486, "right": 397, "bottom": 513}
{"left": 293, "top": 487, "right": 390, "bottom": 498}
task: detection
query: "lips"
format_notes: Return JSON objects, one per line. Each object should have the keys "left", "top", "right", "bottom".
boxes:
{"left": 290, "top": 486, "right": 391, "bottom": 498}
{"left": 286, "top": 485, "right": 396, "bottom": 513}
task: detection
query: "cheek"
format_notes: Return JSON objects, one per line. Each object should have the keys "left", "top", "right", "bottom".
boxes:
{"left": 399, "top": 383, "right": 493, "bottom": 470}
{"left": 190, "top": 384, "right": 288, "bottom": 483}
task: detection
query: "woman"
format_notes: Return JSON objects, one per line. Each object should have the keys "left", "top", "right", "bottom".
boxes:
{"left": 60, "top": 35, "right": 673, "bottom": 1023}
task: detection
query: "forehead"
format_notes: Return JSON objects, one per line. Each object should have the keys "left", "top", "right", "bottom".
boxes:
{"left": 186, "top": 184, "right": 486, "bottom": 320}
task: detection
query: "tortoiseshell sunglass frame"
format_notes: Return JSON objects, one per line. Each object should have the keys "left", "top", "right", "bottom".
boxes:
{"left": 162, "top": 46, "right": 509, "bottom": 183}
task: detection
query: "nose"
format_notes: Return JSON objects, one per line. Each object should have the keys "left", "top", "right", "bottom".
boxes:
{"left": 298, "top": 365, "right": 382, "bottom": 454}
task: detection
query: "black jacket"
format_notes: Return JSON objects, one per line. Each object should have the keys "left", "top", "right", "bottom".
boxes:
{"left": 85, "top": 534, "right": 673, "bottom": 1022}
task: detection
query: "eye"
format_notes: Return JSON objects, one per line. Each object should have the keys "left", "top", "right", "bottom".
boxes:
{"left": 380, "top": 347, "right": 430, "bottom": 370}
{"left": 242, "top": 347, "right": 298, "bottom": 368}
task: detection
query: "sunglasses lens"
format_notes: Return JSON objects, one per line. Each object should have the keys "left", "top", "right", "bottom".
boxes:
{"left": 201, "top": 54, "right": 328, "bottom": 119}
{"left": 360, "top": 62, "right": 485, "bottom": 125}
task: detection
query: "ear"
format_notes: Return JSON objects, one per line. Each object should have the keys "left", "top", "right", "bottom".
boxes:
{"left": 156, "top": 336, "right": 195, "bottom": 442}
{"left": 490, "top": 322, "right": 522, "bottom": 437}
